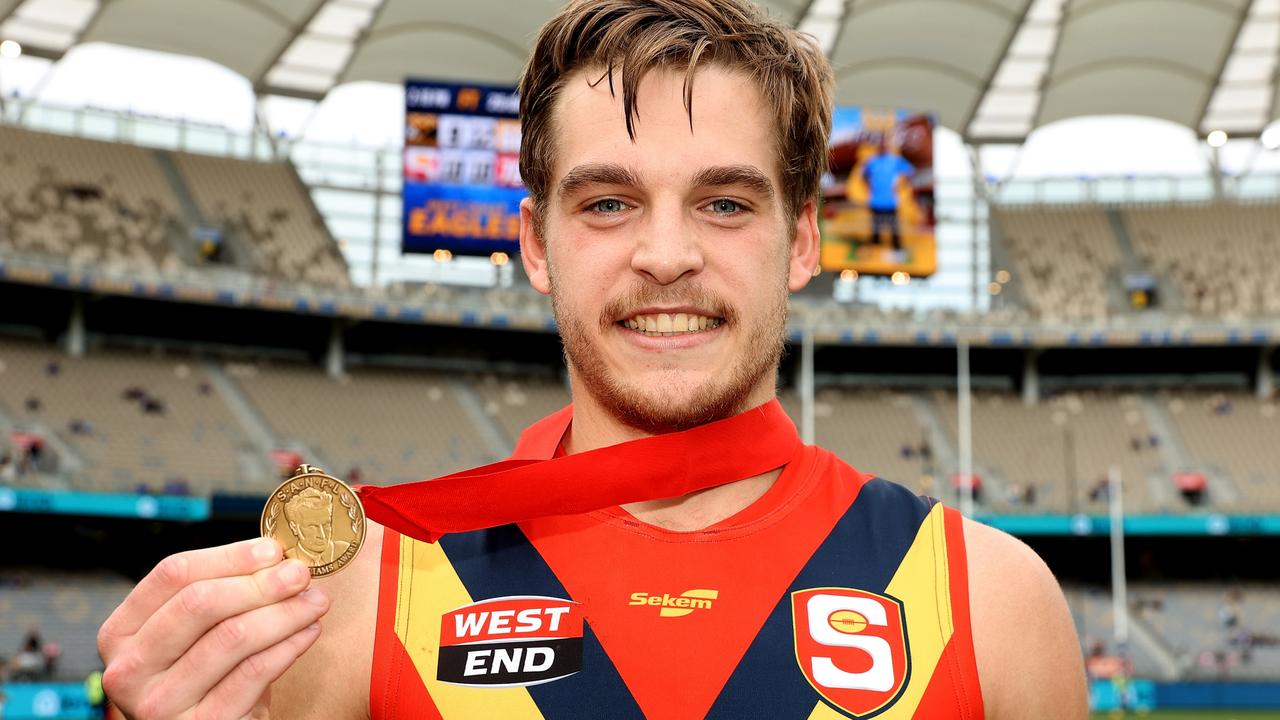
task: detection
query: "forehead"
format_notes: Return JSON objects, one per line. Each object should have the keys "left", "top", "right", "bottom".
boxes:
{"left": 548, "top": 64, "right": 780, "bottom": 190}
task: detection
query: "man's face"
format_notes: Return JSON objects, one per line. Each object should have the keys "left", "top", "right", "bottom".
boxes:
{"left": 289, "top": 507, "right": 332, "bottom": 553}
{"left": 521, "top": 64, "right": 819, "bottom": 432}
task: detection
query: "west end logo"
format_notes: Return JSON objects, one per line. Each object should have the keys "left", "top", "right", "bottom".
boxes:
{"left": 791, "top": 587, "right": 910, "bottom": 718}
{"left": 437, "top": 596, "right": 584, "bottom": 688}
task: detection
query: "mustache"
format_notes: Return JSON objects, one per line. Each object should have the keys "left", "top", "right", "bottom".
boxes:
{"left": 598, "top": 283, "right": 736, "bottom": 330}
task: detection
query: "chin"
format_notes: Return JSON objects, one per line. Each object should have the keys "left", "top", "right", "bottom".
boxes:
{"left": 604, "top": 375, "right": 753, "bottom": 434}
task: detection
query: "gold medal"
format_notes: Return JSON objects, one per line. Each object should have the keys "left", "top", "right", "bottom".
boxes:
{"left": 261, "top": 464, "right": 365, "bottom": 578}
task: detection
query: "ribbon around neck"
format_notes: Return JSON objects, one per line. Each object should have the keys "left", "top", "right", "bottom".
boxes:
{"left": 358, "top": 398, "right": 801, "bottom": 543}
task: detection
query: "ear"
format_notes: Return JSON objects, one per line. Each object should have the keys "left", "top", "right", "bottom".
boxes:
{"left": 519, "top": 197, "right": 552, "bottom": 295}
{"left": 787, "top": 199, "right": 821, "bottom": 292}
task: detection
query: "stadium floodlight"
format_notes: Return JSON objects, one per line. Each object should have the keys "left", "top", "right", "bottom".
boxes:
{"left": 490, "top": 251, "right": 509, "bottom": 266}
{"left": 839, "top": 269, "right": 858, "bottom": 282}
{"left": 890, "top": 271, "right": 910, "bottom": 286}
{"left": 0, "top": 40, "right": 20, "bottom": 58}
{"left": 1207, "top": 130, "right": 1228, "bottom": 148}
{"left": 432, "top": 248, "right": 453, "bottom": 263}
{"left": 995, "top": 269, "right": 1011, "bottom": 284}
{"left": 1262, "top": 125, "right": 1280, "bottom": 150}
{"left": 988, "top": 282, "right": 1002, "bottom": 296}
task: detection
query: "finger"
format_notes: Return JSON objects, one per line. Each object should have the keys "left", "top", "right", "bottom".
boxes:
{"left": 100, "top": 538, "right": 283, "bottom": 654}
{"left": 159, "top": 586, "right": 330, "bottom": 713}
{"left": 129, "top": 559, "right": 312, "bottom": 674}
{"left": 193, "top": 620, "right": 323, "bottom": 720}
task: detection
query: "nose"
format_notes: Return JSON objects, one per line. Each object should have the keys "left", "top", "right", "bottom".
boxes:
{"left": 630, "top": 199, "right": 705, "bottom": 285}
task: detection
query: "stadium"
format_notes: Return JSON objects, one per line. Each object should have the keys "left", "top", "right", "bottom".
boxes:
{"left": 0, "top": 0, "right": 1278, "bottom": 717}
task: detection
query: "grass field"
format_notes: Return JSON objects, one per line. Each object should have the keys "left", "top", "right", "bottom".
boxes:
{"left": 1090, "top": 707, "right": 1280, "bottom": 712}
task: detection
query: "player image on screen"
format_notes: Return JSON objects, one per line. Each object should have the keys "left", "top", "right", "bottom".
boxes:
{"left": 862, "top": 137, "right": 915, "bottom": 257}
{"left": 821, "top": 108, "right": 937, "bottom": 278}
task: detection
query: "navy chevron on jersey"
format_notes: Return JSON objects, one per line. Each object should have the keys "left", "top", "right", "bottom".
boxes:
{"left": 370, "top": 407, "right": 983, "bottom": 719}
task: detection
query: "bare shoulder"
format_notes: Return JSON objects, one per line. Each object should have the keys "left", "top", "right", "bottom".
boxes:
{"left": 270, "top": 520, "right": 385, "bottom": 720}
{"left": 963, "top": 518, "right": 1088, "bottom": 720}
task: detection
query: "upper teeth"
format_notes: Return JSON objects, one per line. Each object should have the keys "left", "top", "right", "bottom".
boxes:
{"left": 623, "top": 313, "right": 720, "bottom": 335}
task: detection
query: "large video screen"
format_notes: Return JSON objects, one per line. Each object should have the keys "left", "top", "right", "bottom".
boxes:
{"left": 820, "top": 107, "right": 936, "bottom": 278}
{"left": 402, "top": 80, "right": 525, "bottom": 257}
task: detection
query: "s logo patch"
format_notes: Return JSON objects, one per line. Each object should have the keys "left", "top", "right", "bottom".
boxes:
{"left": 438, "top": 596, "right": 583, "bottom": 688}
{"left": 792, "top": 587, "right": 910, "bottom": 717}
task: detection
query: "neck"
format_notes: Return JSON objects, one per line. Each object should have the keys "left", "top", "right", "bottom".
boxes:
{"left": 562, "top": 374, "right": 781, "bottom": 532}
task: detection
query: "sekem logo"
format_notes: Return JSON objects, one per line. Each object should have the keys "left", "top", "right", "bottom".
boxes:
{"left": 628, "top": 589, "right": 719, "bottom": 618}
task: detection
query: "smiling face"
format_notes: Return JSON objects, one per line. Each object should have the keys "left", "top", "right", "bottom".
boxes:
{"left": 520, "top": 64, "right": 820, "bottom": 434}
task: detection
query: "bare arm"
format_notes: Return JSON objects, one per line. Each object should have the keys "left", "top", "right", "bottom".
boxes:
{"left": 270, "top": 522, "right": 384, "bottom": 720}
{"left": 966, "top": 519, "right": 1089, "bottom": 719}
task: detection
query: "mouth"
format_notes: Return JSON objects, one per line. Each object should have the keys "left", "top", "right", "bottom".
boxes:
{"left": 616, "top": 311, "right": 724, "bottom": 337}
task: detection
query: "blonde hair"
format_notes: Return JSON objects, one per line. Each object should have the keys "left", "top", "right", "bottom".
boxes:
{"left": 519, "top": 0, "right": 835, "bottom": 220}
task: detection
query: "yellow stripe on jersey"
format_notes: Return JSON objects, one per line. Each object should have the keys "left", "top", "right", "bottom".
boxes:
{"left": 394, "top": 533, "right": 546, "bottom": 718}
{"left": 806, "top": 503, "right": 954, "bottom": 720}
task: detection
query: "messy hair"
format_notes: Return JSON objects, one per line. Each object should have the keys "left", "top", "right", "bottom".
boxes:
{"left": 519, "top": 0, "right": 834, "bottom": 220}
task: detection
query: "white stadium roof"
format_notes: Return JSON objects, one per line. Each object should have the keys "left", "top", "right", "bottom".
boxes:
{"left": 2, "top": 0, "right": 1279, "bottom": 143}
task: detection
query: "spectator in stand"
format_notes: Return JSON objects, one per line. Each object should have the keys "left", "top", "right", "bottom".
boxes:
{"left": 0, "top": 453, "right": 14, "bottom": 484}
{"left": 42, "top": 641, "right": 60, "bottom": 678}
{"left": 24, "top": 396, "right": 40, "bottom": 412}
{"left": 10, "top": 631, "right": 44, "bottom": 681}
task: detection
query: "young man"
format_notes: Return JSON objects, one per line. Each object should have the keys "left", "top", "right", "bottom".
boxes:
{"left": 97, "top": 1, "right": 1087, "bottom": 717}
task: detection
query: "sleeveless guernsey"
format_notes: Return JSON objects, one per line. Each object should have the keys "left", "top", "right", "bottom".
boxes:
{"left": 370, "top": 407, "right": 983, "bottom": 719}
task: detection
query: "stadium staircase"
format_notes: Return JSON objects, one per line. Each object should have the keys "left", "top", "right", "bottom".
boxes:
{"left": 1126, "top": 608, "right": 1182, "bottom": 680}
{"left": 1138, "top": 393, "right": 1239, "bottom": 510}
{"left": 152, "top": 150, "right": 264, "bottom": 277}
{"left": 449, "top": 377, "right": 517, "bottom": 457}
{"left": 907, "top": 392, "right": 962, "bottom": 506}
{"left": 198, "top": 359, "right": 302, "bottom": 484}
{"left": 985, "top": 211, "right": 1028, "bottom": 309}
{"left": 1105, "top": 208, "right": 1186, "bottom": 314}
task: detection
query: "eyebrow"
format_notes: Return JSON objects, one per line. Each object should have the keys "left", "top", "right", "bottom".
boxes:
{"left": 558, "top": 163, "right": 643, "bottom": 198}
{"left": 691, "top": 165, "right": 776, "bottom": 201}
{"left": 556, "top": 162, "right": 777, "bottom": 202}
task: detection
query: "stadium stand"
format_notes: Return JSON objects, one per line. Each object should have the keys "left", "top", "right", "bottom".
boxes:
{"left": 780, "top": 388, "right": 938, "bottom": 495}
{"left": 229, "top": 362, "right": 495, "bottom": 485}
{"left": 0, "top": 337, "right": 259, "bottom": 494}
{"left": 0, "top": 126, "right": 186, "bottom": 280}
{"left": 1127, "top": 203, "right": 1280, "bottom": 319}
{"left": 1135, "top": 583, "right": 1280, "bottom": 681}
{"left": 992, "top": 206, "right": 1122, "bottom": 323}
{"left": 932, "top": 390, "right": 1164, "bottom": 513}
{"left": 172, "top": 152, "right": 351, "bottom": 288}
{"left": 0, "top": 569, "right": 132, "bottom": 679}
{"left": 1160, "top": 389, "right": 1280, "bottom": 511}
{"left": 471, "top": 373, "right": 571, "bottom": 449}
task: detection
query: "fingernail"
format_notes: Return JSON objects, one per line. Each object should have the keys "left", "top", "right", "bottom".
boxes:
{"left": 253, "top": 538, "right": 279, "bottom": 562}
{"left": 300, "top": 589, "right": 328, "bottom": 608}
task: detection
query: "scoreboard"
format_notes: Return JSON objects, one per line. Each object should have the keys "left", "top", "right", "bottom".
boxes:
{"left": 402, "top": 79, "right": 525, "bottom": 257}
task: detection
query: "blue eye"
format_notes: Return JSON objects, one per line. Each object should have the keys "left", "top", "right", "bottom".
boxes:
{"left": 592, "top": 199, "right": 627, "bottom": 213}
{"left": 708, "top": 199, "right": 742, "bottom": 214}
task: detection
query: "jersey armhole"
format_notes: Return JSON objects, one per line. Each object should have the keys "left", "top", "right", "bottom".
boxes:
{"left": 370, "top": 527, "right": 402, "bottom": 720}
{"left": 943, "top": 506, "right": 986, "bottom": 720}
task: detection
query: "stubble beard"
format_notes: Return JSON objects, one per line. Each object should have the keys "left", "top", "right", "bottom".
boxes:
{"left": 549, "top": 266, "right": 789, "bottom": 435}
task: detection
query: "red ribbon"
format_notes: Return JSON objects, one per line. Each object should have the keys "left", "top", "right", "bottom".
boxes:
{"left": 359, "top": 399, "right": 800, "bottom": 543}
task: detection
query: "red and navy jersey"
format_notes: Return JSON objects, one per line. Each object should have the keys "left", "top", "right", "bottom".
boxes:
{"left": 370, "top": 407, "right": 983, "bottom": 719}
